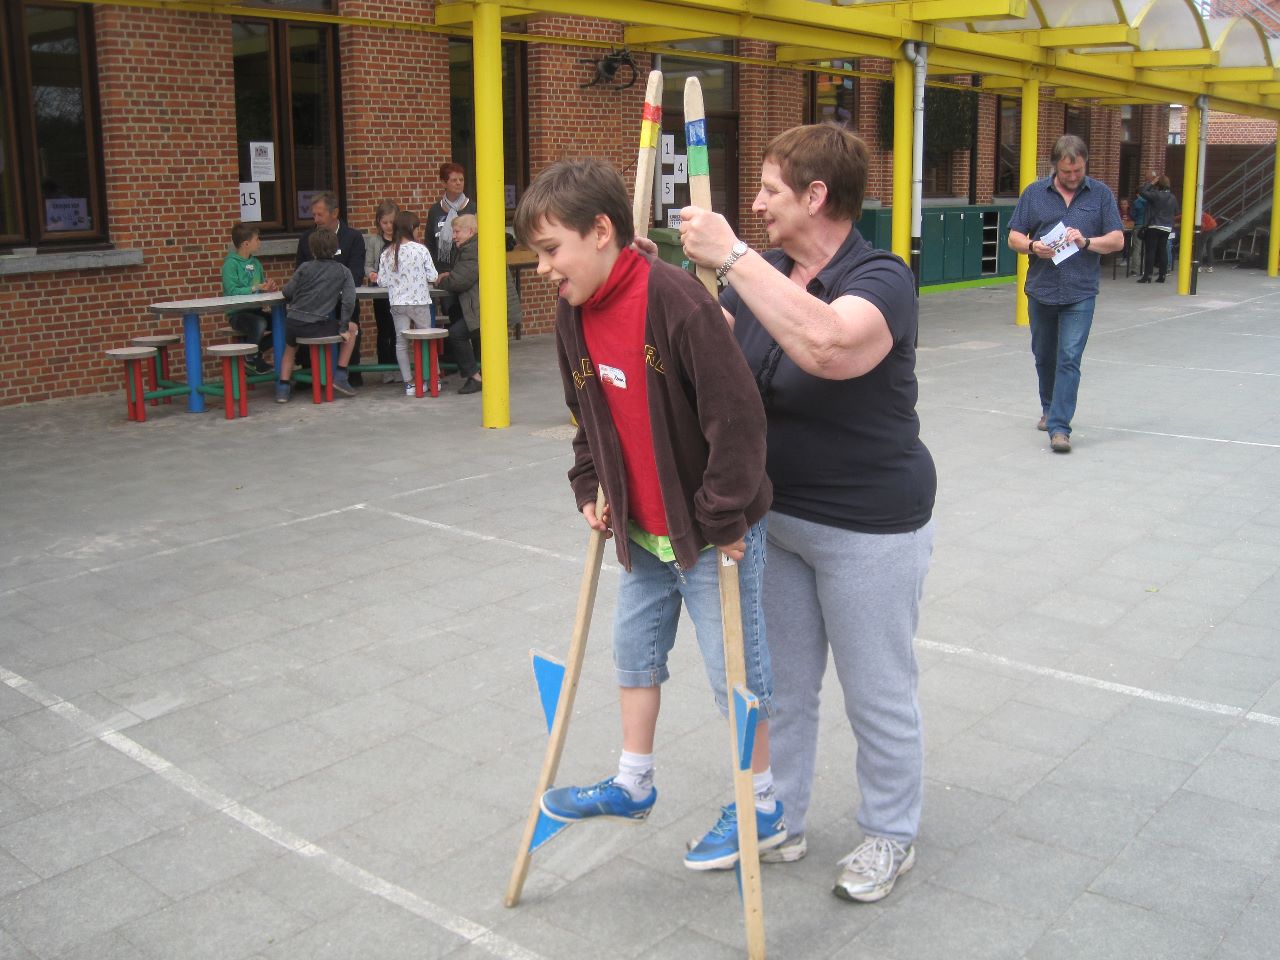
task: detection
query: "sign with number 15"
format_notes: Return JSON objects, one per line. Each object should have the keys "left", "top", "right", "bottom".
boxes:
{"left": 239, "top": 182, "right": 262, "bottom": 223}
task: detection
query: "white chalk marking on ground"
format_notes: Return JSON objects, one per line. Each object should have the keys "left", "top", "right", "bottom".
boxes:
{"left": 1088, "top": 356, "right": 1280, "bottom": 378}
{"left": 2, "top": 456, "right": 567, "bottom": 598}
{"left": 0, "top": 665, "right": 551, "bottom": 960}
{"left": 382, "top": 454, "right": 567, "bottom": 502}
{"left": 1091, "top": 425, "right": 1280, "bottom": 449}
{"left": 917, "top": 639, "right": 1280, "bottom": 727}
{"left": 1224, "top": 331, "right": 1280, "bottom": 339}
{"left": 1092, "top": 289, "right": 1280, "bottom": 336}
{"left": 371, "top": 506, "right": 620, "bottom": 573}
{"left": 944, "top": 404, "right": 1280, "bottom": 449}
{"left": 0, "top": 504, "right": 369, "bottom": 598}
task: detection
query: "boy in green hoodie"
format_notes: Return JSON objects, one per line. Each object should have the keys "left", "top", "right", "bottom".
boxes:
{"left": 221, "top": 222, "right": 278, "bottom": 373}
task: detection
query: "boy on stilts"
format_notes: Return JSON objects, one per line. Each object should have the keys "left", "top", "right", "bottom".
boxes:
{"left": 513, "top": 158, "right": 786, "bottom": 868}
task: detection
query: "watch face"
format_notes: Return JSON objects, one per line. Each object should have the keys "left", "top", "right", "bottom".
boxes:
{"left": 733, "top": 241, "right": 748, "bottom": 256}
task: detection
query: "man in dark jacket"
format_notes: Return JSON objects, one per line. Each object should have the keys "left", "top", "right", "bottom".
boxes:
{"left": 296, "top": 191, "right": 366, "bottom": 385}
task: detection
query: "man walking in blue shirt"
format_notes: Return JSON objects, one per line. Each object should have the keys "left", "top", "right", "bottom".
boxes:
{"left": 1008, "top": 135, "right": 1125, "bottom": 454}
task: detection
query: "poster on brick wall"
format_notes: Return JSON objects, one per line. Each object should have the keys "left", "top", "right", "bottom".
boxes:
{"left": 249, "top": 142, "right": 275, "bottom": 182}
{"left": 297, "top": 191, "right": 322, "bottom": 220}
{"left": 240, "top": 183, "right": 262, "bottom": 222}
{"left": 44, "top": 197, "right": 89, "bottom": 232}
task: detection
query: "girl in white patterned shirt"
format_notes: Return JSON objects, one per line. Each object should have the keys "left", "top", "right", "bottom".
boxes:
{"left": 377, "top": 212, "right": 439, "bottom": 394}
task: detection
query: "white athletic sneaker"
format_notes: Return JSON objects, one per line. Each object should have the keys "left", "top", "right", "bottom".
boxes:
{"left": 405, "top": 383, "right": 416, "bottom": 397}
{"left": 760, "top": 833, "right": 807, "bottom": 863}
{"left": 832, "top": 836, "right": 914, "bottom": 903}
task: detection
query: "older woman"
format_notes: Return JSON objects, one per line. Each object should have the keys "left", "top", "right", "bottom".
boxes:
{"left": 426, "top": 162, "right": 475, "bottom": 271}
{"left": 680, "top": 124, "right": 936, "bottom": 903}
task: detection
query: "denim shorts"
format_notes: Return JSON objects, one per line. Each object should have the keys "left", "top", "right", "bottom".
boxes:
{"left": 612, "top": 516, "right": 773, "bottom": 719}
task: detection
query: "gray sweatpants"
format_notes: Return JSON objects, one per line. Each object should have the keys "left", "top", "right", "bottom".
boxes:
{"left": 391, "top": 304, "right": 433, "bottom": 383}
{"left": 765, "top": 511, "right": 934, "bottom": 845}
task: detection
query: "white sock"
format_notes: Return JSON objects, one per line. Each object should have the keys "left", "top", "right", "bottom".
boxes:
{"left": 753, "top": 768, "right": 777, "bottom": 814}
{"left": 615, "top": 751, "right": 654, "bottom": 800}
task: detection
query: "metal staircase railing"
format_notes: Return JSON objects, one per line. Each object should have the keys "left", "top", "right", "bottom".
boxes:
{"left": 1201, "top": 144, "right": 1274, "bottom": 258}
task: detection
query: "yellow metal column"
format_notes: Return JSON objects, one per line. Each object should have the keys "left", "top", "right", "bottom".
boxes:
{"left": 891, "top": 55, "right": 912, "bottom": 261}
{"left": 473, "top": 0, "right": 509, "bottom": 428}
{"left": 1015, "top": 77, "right": 1039, "bottom": 327}
{"left": 1177, "top": 101, "right": 1200, "bottom": 295}
{"left": 1270, "top": 128, "right": 1280, "bottom": 277}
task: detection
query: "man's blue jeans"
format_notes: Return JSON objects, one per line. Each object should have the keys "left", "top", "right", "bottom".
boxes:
{"left": 1028, "top": 296, "right": 1094, "bottom": 437}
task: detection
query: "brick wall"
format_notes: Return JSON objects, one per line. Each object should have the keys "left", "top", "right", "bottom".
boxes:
{"left": 1186, "top": 111, "right": 1279, "bottom": 145}
{"left": 0, "top": 6, "right": 238, "bottom": 406}
{"left": 1, "top": 3, "right": 1161, "bottom": 407}
{"left": 339, "top": 0, "right": 451, "bottom": 238}
{"left": 1086, "top": 105, "right": 1122, "bottom": 195}
{"left": 737, "top": 42, "right": 806, "bottom": 249}
{"left": 517, "top": 17, "right": 641, "bottom": 335}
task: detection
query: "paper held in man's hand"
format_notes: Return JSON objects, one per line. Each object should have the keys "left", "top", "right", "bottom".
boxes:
{"left": 1040, "top": 222, "right": 1079, "bottom": 266}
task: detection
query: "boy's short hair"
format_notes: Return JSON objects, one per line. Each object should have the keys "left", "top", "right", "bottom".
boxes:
{"left": 513, "top": 159, "right": 634, "bottom": 249}
{"left": 452, "top": 213, "right": 477, "bottom": 235}
{"left": 231, "top": 221, "right": 259, "bottom": 248}
{"left": 309, "top": 228, "right": 338, "bottom": 260}
{"left": 763, "top": 124, "right": 868, "bottom": 223}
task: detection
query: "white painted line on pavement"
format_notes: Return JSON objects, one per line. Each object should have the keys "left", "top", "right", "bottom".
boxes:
{"left": 1, "top": 455, "right": 567, "bottom": 598}
{"left": 1090, "top": 425, "right": 1280, "bottom": 449}
{"left": 371, "top": 505, "right": 621, "bottom": 572}
{"left": 917, "top": 638, "right": 1280, "bottom": 726}
{"left": 382, "top": 454, "right": 567, "bottom": 502}
{"left": 0, "top": 665, "right": 551, "bottom": 960}
{"left": 1093, "top": 290, "right": 1280, "bottom": 337}
{"left": 0, "top": 504, "right": 369, "bottom": 598}
{"left": 1088, "top": 356, "right": 1280, "bottom": 378}
{"left": 944, "top": 404, "right": 1280, "bottom": 448}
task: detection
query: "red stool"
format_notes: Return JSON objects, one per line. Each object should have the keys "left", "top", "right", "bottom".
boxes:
{"left": 105, "top": 346, "right": 157, "bottom": 422}
{"left": 130, "top": 334, "right": 182, "bottom": 406}
{"left": 402, "top": 328, "right": 449, "bottom": 398}
{"left": 206, "top": 343, "right": 257, "bottom": 420}
{"left": 296, "top": 334, "right": 342, "bottom": 404}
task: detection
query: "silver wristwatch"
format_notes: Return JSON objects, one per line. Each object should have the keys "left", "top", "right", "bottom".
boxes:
{"left": 716, "top": 240, "right": 749, "bottom": 283}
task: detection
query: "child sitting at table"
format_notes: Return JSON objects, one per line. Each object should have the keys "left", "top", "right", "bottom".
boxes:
{"left": 434, "top": 213, "right": 523, "bottom": 394}
{"left": 277, "top": 228, "right": 356, "bottom": 403}
{"left": 221, "top": 221, "right": 277, "bottom": 374}
{"left": 376, "top": 210, "right": 439, "bottom": 396}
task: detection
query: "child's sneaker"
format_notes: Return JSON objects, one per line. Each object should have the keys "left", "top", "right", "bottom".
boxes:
{"left": 333, "top": 371, "right": 356, "bottom": 397}
{"left": 832, "top": 836, "right": 914, "bottom": 903}
{"left": 275, "top": 382, "right": 291, "bottom": 403}
{"left": 760, "top": 832, "right": 807, "bottom": 863}
{"left": 684, "top": 802, "right": 787, "bottom": 871}
{"left": 404, "top": 382, "right": 416, "bottom": 397}
{"left": 540, "top": 777, "right": 656, "bottom": 823}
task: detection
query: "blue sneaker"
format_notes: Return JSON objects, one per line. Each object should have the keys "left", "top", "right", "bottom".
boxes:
{"left": 684, "top": 802, "right": 787, "bottom": 871}
{"left": 540, "top": 777, "right": 656, "bottom": 823}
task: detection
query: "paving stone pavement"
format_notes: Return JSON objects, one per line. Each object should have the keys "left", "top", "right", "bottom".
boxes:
{"left": 1, "top": 265, "right": 1278, "bottom": 960}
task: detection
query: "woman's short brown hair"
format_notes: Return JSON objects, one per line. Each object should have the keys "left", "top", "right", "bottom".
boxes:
{"left": 513, "top": 159, "right": 634, "bottom": 250}
{"left": 439, "top": 162, "right": 464, "bottom": 182}
{"left": 762, "top": 124, "right": 868, "bottom": 223}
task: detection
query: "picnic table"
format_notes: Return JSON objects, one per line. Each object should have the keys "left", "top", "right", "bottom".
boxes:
{"left": 148, "top": 287, "right": 444, "bottom": 413}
